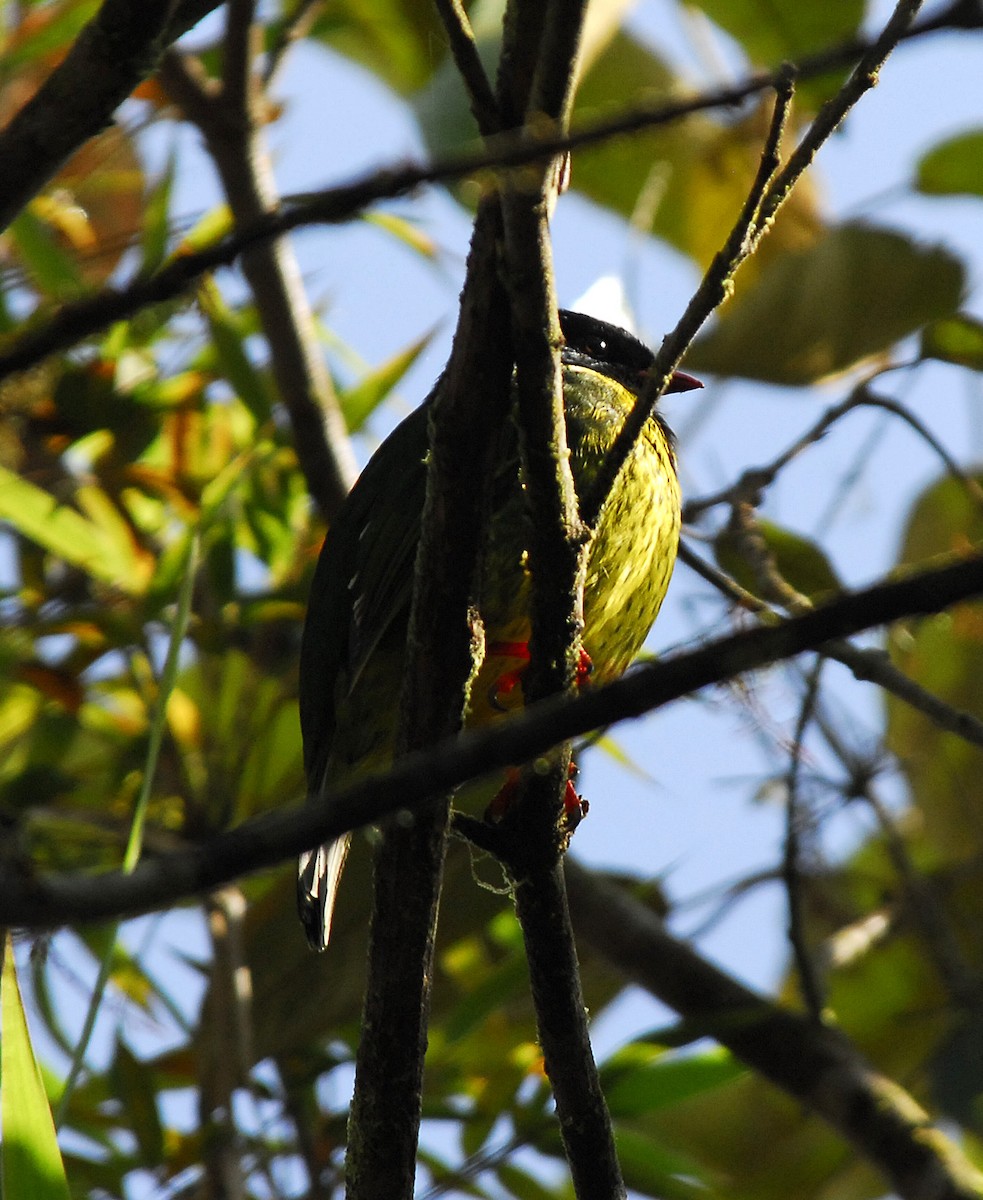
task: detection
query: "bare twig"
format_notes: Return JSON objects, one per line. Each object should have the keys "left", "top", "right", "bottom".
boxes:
{"left": 433, "top": 0, "right": 501, "bottom": 135}
{"left": 782, "top": 660, "right": 827, "bottom": 1020}
{"left": 263, "top": 0, "right": 325, "bottom": 87}
{"left": 159, "top": 38, "right": 357, "bottom": 520}
{"left": 755, "top": 0, "right": 928, "bottom": 236}
{"left": 680, "top": 539, "right": 983, "bottom": 753}
{"left": 581, "top": 65, "right": 797, "bottom": 528}
{"left": 685, "top": 384, "right": 983, "bottom": 523}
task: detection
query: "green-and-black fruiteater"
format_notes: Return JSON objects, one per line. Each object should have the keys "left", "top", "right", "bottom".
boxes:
{"left": 298, "top": 310, "right": 699, "bottom": 950}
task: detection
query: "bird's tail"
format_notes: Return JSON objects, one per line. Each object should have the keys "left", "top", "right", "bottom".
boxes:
{"left": 297, "top": 835, "right": 351, "bottom": 951}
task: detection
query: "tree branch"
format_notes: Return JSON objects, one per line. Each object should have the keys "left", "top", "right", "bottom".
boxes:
{"left": 159, "top": 40, "right": 357, "bottom": 520}
{"left": 492, "top": 2, "right": 628, "bottom": 1193}
{"left": 0, "top": 0, "right": 223, "bottom": 234}
{"left": 1, "top": 0, "right": 976, "bottom": 382}
{"left": 432, "top": 0, "right": 501, "bottom": 135}
{"left": 563, "top": 858, "right": 983, "bottom": 1200}
{"left": 581, "top": 64, "right": 796, "bottom": 527}
{"left": 4, "top": 549, "right": 983, "bottom": 932}
{"left": 344, "top": 199, "right": 514, "bottom": 1198}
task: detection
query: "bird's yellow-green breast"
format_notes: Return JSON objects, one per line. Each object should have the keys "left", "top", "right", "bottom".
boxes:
{"left": 297, "top": 310, "right": 697, "bottom": 949}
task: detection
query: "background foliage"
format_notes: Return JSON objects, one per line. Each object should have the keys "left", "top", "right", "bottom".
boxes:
{"left": 1, "top": 0, "right": 983, "bottom": 1197}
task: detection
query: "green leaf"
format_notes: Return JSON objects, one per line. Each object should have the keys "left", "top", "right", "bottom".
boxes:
{"left": 495, "top": 1160, "right": 561, "bottom": 1200}
{"left": 916, "top": 129, "right": 983, "bottom": 198}
{"left": 110, "top": 1040, "right": 165, "bottom": 1166}
{"left": 690, "top": 0, "right": 863, "bottom": 62}
{"left": 8, "top": 209, "right": 86, "bottom": 301}
{"left": 340, "top": 330, "right": 434, "bottom": 432}
{"left": 613, "top": 1126, "right": 717, "bottom": 1199}
{"left": 442, "top": 954, "right": 529, "bottom": 1044}
{"left": 714, "top": 519, "right": 841, "bottom": 603}
{"left": 198, "top": 281, "right": 274, "bottom": 423}
{"left": 921, "top": 313, "right": 983, "bottom": 371}
{"left": 0, "top": 466, "right": 143, "bottom": 591}
{"left": 885, "top": 472, "right": 983, "bottom": 863}
{"left": 2, "top": 2, "right": 100, "bottom": 71}
{"left": 602, "top": 1044, "right": 746, "bottom": 1118}
{"left": 1, "top": 935, "right": 71, "bottom": 1200}
{"left": 363, "top": 211, "right": 440, "bottom": 261}
{"left": 141, "top": 151, "right": 177, "bottom": 275}
{"left": 687, "top": 224, "right": 965, "bottom": 384}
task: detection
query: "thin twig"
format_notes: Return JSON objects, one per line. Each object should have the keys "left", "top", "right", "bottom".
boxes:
{"left": 782, "top": 660, "right": 827, "bottom": 1020}
{"left": 858, "top": 390, "right": 983, "bottom": 507}
{"left": 263, "top": 0, "right": 324, "bottom": 87}
{"left": 679, "top": 534, "right": 983, "bottom": 753}
{"left": 860, "top": 786, "right": 982, "bottom": 1004}
{"left": 581, "top": 65, "right": 797, "bottom": 529}
{"left": 433, "top": 0, "right": 501, "bottom": 135}
{"left": 754, "top": 0, "right": 928, "bottom": 240}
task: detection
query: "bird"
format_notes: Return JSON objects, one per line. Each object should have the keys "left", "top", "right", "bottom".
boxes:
{"left": 297, "top": 310, "right": 700, "bottom": 950}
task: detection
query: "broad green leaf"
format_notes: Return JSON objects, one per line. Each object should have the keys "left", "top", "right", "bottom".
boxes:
{"left": 612, "top": 1126, "right": 716, "bottom": 1199}
{"left": 602, "top": 1045, "right": 747, "bottom": 1118}
{"left": 687, "top": 224, "right": 965, "bottom": 384}
{"left": 340, "top": 330, "right": 434, "bottom": 432}
{"left": 921, "top": 313, "right": 983, "bottom": 371}
{"left": 1, "top": 936, "right": 71, "bottom": 1200}
{"left": 0, "top": 467, "right": 144, "bottom": 591}
{"left": 495, "top": 1161, "right": 561, "bottom": 1200}
{"left": 886, "top": 473, "right": 983, "bottom": 861}
{"left": 916, "top": 129, "right": 983, "bottom": 198}
{"left": 689, "top": 0, "right": 863, "bottom": 63}
{"left": 442, "top": 953, "right": 529, "bottom": 1045}
{"left": 714, "top": 519, "right": 841, "bottom": 602}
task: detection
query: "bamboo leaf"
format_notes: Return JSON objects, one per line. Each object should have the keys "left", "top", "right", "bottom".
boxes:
{"left": 1, "top": 935, "right": 71, "bottom": 1200}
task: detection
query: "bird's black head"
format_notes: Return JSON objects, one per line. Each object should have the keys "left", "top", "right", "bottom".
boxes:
{"left": 558, "top": 309, "right": 701, "bottom": 395}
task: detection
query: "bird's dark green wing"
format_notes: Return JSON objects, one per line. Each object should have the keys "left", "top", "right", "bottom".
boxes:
{"left": 299, "top": 401, "right": 430, "bottom": 790}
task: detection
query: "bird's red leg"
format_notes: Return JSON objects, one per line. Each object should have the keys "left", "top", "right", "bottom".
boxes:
{"left": 486, "top": 642, "right": 593, "bottom": 825}
{"left": 487, "top": 641, "right": 531, "bottom": 711}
